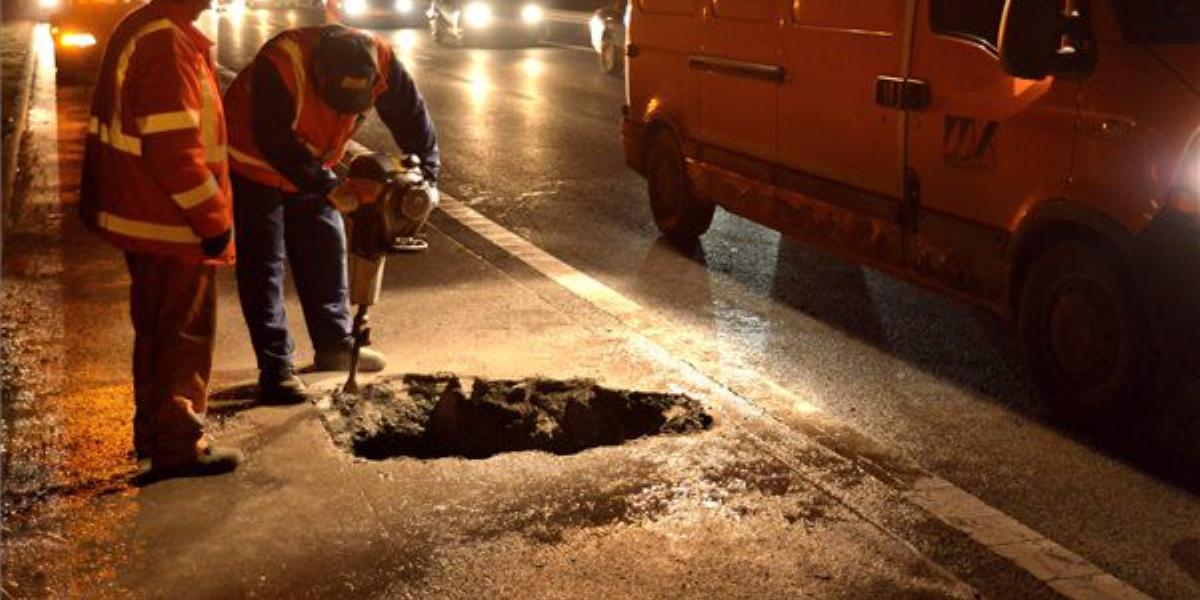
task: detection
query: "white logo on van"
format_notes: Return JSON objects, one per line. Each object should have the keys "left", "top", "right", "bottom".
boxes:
{"left": 944, "top": 116, "right": 999, "bottom": 172}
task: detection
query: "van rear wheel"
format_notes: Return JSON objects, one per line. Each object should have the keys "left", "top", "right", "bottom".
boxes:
{"left": 1017, "top": 239, "right": 1148, "bottom": 419}
{"left": 646, "top": 131, "right": 714, "bottom": 244}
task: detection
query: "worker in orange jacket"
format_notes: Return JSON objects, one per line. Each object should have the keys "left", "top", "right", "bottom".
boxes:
{"left": 224, "top": 25, "right": 438, "bottom": 404}
{"left": 79, "top": 0, "right": 241, "bottom": 477}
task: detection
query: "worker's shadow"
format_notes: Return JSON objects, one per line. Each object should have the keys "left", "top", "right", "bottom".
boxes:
{"left": 206, "top": 383, "right": 263, "bottom": 418}
{"left": 206, "top": 365, "right": 335, "bottom": 417}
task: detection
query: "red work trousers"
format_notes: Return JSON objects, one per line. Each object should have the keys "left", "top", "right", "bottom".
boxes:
{"left": 126, "top": 252, "right": 216, "bottom": 465}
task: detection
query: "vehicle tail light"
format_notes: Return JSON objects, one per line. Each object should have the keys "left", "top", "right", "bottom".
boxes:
{"left": 60, "top": 32, "right": 97, "bottom": 48}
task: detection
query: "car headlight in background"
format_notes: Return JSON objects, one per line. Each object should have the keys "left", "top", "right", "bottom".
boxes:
{"left": 344, "top": 0, "right": 368, "bottom": 16}
{"left": 589, "top": 14, "right": 604, "bottom": 49}
{"left": 60, "top": 32, "right": 97, "bottom": 47}
{"left": 394, "top": 0, "right": 413, "bottom": 12}
{"left": 463, "top": 1, "right": 493, "bottom": 28}
{"left": 521, "top": 3, "right": 543, "bottom": 24}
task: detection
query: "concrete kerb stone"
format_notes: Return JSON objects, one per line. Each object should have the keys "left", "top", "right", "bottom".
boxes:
{"left": 2, "top": 21, "right": 38, "bottom": 225}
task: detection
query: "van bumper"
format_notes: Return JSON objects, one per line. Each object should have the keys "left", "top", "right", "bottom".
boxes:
{"left": 622, "top": 112, "right": 648, "bottom": 176}
{"left": 1134, "top": 209, "right": 1200, "bottom": 372}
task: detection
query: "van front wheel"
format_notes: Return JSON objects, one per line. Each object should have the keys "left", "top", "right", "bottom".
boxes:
{"left": 1017, "top": 239, "right": 1148, "bottom": 419}
{"left": 646, "top": 131, "right": 714, "bottom": 244}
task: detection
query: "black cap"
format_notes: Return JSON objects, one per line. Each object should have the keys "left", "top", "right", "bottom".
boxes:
{"left": 315, "top": 27, "right": 377, "bottom": 114}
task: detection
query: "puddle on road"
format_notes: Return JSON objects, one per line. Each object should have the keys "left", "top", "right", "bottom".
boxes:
{"left": 320, "top": 374, "right": 714, "bottom": 459}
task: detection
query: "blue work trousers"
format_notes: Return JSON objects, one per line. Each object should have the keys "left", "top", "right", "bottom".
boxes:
{"left": 232, "top": 173, "right": 351, "bottom": 380}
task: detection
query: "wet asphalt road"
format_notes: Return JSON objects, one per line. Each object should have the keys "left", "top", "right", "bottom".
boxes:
{"left": 201, "top": 9, "right": 1198, "bottom": 598}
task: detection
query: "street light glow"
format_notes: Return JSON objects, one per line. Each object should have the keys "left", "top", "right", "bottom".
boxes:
{"left": 463, "top": 1, "right": 493, "bottom": 28}
{"left": 394, "top": 0, "right": 413, "bottom": 12}
{"left": 521, "top": 3, "right": 543, "bottom": 24}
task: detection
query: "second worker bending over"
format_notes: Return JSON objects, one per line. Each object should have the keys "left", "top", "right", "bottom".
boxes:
{"left": 224, "top": 25, "right": 439, "bottom": 404}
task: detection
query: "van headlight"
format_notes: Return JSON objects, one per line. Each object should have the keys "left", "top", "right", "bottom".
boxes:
{"left": 344, "top": 0, "right": 368, "bottom": 15}
{"left": 1167, "top": 145, "right": 1200, "bottom": 217}
{"left": 463, "top": 1, "right": 493, "bottom": 28}
{"left": 521, "top": 3, "right": 543, "bottom": 24}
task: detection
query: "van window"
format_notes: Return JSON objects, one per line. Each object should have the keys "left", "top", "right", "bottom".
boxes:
{"left": 929, "top": 0, "right": 1006, "bottom": 49}
{"left": 639, "top": 0, "right": 694, "bottom": 16}
{"left": 713, "top": 0, "right": 772, "bottom": 21}
{"left": 791, "top": 0, "right": 903, "bottom": 33}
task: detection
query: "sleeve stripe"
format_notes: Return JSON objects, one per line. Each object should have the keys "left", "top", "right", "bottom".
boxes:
{"left": 137, "top": 110, "right": 200, "bottom": 134}
{"left": 172, "top": 176, "right": 220, "bottom": 209}
{"left": 229, "top": 145, "right": 272, "bottom": 168}
{"left": 97, "top": 211, "right": 200, "bottom": 243}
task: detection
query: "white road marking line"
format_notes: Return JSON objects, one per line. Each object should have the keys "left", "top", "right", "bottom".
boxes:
{"left": 432, "top": 194, "right": 1154, "bottom": 600}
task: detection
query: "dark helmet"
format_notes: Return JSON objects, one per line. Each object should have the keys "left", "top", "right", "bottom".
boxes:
{"left": 314, "top": 26, "right": 378, "bottom": 114}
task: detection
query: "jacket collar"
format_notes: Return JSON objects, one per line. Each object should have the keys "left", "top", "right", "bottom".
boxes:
{"left": 149, "top": 0, "right": 214, "bottom": 50}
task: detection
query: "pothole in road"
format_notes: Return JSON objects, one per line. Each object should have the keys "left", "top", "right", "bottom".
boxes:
{"left": 320, "top": 374, "right": 714, "bottom": 459}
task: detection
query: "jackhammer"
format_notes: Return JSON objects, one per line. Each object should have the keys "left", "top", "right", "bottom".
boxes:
{"left": 334, "top": 151, "right": 438, "bottom": 394}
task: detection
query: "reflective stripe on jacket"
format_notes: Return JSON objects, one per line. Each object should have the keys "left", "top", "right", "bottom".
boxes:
{"left": 79, "top": 0, "right": 233, "bottom": 265}
{"left": 224, "top": 27, "right": 392, "bottom": 192}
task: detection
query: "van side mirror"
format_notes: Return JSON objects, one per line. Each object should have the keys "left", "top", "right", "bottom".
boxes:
{"left": 998, "top": 0, "right": 1061, "bottom": 79}
{"left": 998, "top": 0, "right": 1093, "bottom": 80}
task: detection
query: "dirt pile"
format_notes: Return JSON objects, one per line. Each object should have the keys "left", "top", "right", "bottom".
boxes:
{"left": 322, "top": 374, "right": 714, "bottom": 459}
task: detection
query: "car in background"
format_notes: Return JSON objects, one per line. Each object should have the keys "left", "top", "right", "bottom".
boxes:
{"left": 49, "top": 0, "right": 141, "bottom": 83}
{"left": 427, "top": 0, "right": 545, "bottom": 46}
{"left": 588, "top": 0, "right": 623, "bottom": 75}
{"left": 327, "top": 0, "right": 430, "bottom": 27}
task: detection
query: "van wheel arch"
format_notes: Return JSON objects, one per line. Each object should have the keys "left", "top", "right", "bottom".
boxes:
{"left": 1008, "top": 202, "right": 1138, "bottom": 317}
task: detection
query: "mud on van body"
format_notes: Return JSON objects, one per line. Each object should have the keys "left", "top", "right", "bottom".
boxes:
{"left": 622, "top": 0, "right": 1200, "bottom": 414}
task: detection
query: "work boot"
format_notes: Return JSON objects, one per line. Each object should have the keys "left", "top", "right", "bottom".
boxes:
{"left": 150, "top": 445, "right": 243, "bottom": 479}
{"left": 258, "top": 371, "right": 311, "bottom": 405}
{"left": 313, "top": 345, "right": 387, "bottom": 373}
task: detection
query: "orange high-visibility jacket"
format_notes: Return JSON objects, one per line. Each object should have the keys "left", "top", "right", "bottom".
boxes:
{"left": 224, "top": 27, "right": 392, "bottom": 192}
{"left": 79, "top": 0, "right": 233, "bottom": 265}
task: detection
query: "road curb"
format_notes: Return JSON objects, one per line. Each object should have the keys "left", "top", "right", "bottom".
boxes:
{"left": 2, "top": 22, "right": 40, "bottom": 229}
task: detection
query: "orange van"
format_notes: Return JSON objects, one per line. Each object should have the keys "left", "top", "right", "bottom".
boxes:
{"left": 622, "top": 0, "right": 1199, "bottom": 414}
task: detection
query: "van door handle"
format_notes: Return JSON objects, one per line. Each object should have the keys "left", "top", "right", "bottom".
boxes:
{"left": 875, "top": 76, "right": 931, "bottom": 111}
{"left": 689, "top": 55, "right": 786, "bottom": 83}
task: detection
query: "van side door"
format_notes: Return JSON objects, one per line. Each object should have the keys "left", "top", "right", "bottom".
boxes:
{"left": 692, "top": 0, "right": 783, "bottom": 163}
{"left": 776, "top": 0, "right": 913, "bottom": 267}
{"left": 626, "top": 0, "right": 703, "bottom": 141}
{"left": 904, "top": 0, "right": 1078, "bottom": 304}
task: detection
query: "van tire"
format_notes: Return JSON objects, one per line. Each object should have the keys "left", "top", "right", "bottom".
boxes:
{"left": 1017, "top": 239, "right": 1148, "bottom": 419}
{"left": 646, "top": 131, "right": 714, "bottom": 244}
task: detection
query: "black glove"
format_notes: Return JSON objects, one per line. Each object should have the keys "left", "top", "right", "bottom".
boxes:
{"left": 201, "top": 229, "right": 232, "bottom": 258}
{"left": 310, "top": 166, "right": 340, "bottom": 197}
